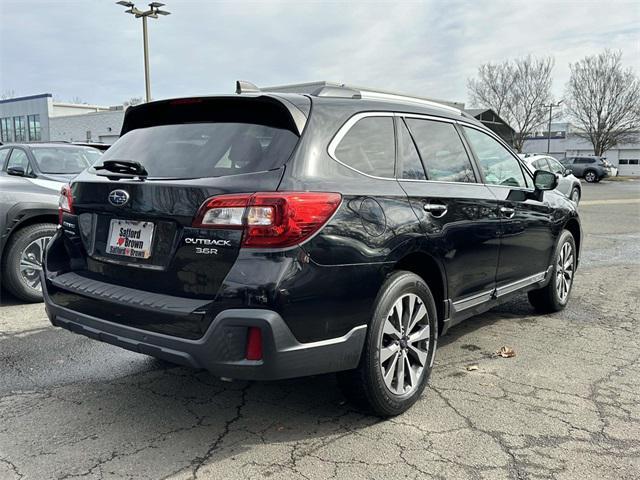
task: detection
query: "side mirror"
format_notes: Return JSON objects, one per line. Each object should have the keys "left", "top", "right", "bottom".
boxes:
{"left": 534, "top": 170, "right": 557, "bottom": 191}
{"left": 7, "top": 166, "right": 25, "bottom": 177}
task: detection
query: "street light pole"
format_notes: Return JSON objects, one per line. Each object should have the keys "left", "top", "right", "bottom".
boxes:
{"left": 116, "top": 2, "right": 171, "bottom": 103}
{"left": 142, "top": 15, "right": 150, "bottom": 102}
{"left": 542, "top": 101, "right": 563, "bottom": 154}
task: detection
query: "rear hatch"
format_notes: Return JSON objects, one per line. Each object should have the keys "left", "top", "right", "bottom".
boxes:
{"left": 51, "top": 95, "right": 307, "bottom": 337}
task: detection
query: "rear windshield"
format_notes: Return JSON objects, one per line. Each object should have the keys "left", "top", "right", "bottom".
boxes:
{"left": 32, "top": 147, "right": 102, "bottom": 174}
{"left": 99, "top": 122, "right": 299, "bottom": 178}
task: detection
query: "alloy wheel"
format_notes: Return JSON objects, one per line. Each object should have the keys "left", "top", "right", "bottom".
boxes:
{"left": 19, "top": 236, "right": 51, "bottom": 291}
{"left": 571, "top": 189, "right": 580, "bottom": 203}
{"left": 555, "top": 241, "right": 574, "bottom": 302}
{"left": 379, "top": 293, "right": 430, "bottom": 396}
{"left": 585, "top": 171, "right": 596, "bottom": 182}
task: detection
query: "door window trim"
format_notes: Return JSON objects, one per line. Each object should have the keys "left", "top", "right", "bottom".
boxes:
{"left": 0, "top": 147, "right": 13, "bottom": 170}
{"left": 326, "top": 110, "right": 531, "bottom": 187}
{"left": 327, "top": 111, "right": 397, "bottom": 181}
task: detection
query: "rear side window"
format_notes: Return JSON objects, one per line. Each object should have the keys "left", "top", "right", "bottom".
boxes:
{"left": 397, "top": 119, "right": 426, "bottom": 180}
{"left": 405, "top": 119, "right": 476, "bottom": 183}
{"left": 32, "top": 147, "right": 101, "bottom": 174}
{"left": 576, "top": 158, "right": 595, "bottom": 164}
{"left": 334, "top": 116, "right": 395, "bottom": 178}
{"left": 100, "top": 122, "right": 298, "bottom": 178}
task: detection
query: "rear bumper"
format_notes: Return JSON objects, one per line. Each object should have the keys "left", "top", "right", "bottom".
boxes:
{"left": 43, "top": 277, "right": 366, "bottom": 380}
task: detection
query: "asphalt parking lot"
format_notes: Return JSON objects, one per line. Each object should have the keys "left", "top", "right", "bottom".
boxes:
{"left": 1, "top": 180, "right": 639, "bottom": 480}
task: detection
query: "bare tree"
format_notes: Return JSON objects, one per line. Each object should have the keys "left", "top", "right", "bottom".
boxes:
{"left": 564, "top": 50, "right": 640, "bottom": 156}
{"left": 1, "top": 89, "right": 16, "bottom": 100}
{"left": 468, "top": 55, "right": 555, "bottom": 151}
{"left": 123, "top": 97, "right": 144, "bottom": 107}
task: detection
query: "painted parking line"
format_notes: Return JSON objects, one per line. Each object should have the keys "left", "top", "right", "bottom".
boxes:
{"left": 580, "top": 198, "right": 640, "bottom": 206}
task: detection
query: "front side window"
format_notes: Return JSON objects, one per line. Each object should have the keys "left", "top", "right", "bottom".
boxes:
{"left": 6, "top": 149, "right": 32, "bottom": 175}
{"left": 462, "top": 126, "right": 527, "bottom": 188}
{"left": 27, "top": 114, "right": 41, "bottom": 141}
{"left": 406, "top": 119, "right": 476, "bottom": 183}
{"left": 334, "top": 116, "right": 395, "bottom": 178}
{"left": 397, "top": 119, "right": 425, "bottom": 180}
{"left": 13, "top": 116, "right": 26, "bottom": 142}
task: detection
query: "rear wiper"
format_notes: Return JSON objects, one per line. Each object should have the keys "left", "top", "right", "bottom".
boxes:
{"left": 94, "top": 160, "right": 148, "bottom": 177}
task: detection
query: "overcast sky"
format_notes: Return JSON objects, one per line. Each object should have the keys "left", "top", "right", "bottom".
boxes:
{"left": 1, "top": 0, "right": 638, "bottom": 107}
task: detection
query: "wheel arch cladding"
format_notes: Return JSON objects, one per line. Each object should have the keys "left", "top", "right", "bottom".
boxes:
{"left": 1, "top": 213, "right": 58, "bottom": 261}
{"left": 393, "top": 252, "right": 447, "bottom": 334}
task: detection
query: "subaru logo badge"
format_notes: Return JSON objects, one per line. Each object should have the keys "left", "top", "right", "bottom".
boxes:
{"left": 108, "top": 189, "right": 129, "bottom": 207}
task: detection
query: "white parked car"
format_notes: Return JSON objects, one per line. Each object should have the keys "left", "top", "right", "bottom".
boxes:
{"left": 519, "top": 154, "right": 582, "bottom": 203}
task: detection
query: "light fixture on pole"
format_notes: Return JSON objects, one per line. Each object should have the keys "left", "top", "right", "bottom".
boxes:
{"left": 542, "top": 100, "right": 563, "bottom": 154}
{"left": 116, "top": 2, "right": 171, "bottom": 103}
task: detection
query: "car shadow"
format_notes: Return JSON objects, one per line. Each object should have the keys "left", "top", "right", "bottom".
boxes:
{"left": 4, "top": 293, "right": 548, "bottom": 478}
{"left": 0, "top": 287, "right": 27, "bottom": 307}
{"left": 438, "top": 294, "right": 544, "bottom": 349}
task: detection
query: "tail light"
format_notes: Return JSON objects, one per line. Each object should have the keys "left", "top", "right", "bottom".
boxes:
{"left": 193, "top": 192, "right": 342, "bottom": 248}
{"left": 58, "top": 184, "right": 74, "bottom": 224}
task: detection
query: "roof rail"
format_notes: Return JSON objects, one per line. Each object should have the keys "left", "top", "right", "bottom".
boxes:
{"left": 358, "top": 90, "right": 463, "bottom": 115}
{"left": 310, "top": 85, "right": 465, "bottom": 117}
{"left": 235, "top": 80, "right": 260, "bottom": 94}
{"left": 312, "top": 85, "right": 361, "bottom": 99}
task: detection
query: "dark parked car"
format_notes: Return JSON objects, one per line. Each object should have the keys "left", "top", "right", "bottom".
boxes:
{"left": 71, "top": 141, "right": 112, "bottom": 152}
{"left": 43, "top": 85, "right": 581, "bottom": 416}
{"left": 561, "top": 156, "right": 609, "bottom": 182}
{"left": 0, "top": 143, "right": 102, "bottom": 301}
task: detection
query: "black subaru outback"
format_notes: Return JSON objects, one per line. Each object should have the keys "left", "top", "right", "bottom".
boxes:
{"left": 43, "top": 84, "right": 581, "bottom": 416}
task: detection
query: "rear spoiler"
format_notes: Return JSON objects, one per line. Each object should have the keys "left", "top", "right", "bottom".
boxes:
{"left": 120, "top": 94, "right": 309, "bottom": 137}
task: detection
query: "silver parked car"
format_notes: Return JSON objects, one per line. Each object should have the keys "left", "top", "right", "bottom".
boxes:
{"left": 520, "top": 154, "right": 582, "bottom": 203}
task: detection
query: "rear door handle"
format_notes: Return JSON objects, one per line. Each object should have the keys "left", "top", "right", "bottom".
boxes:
{"left": 424, "top": 202, "right": 448, "bottom": 218}
{"left": 499, "top": 206, "right": 515, "bottom": 218}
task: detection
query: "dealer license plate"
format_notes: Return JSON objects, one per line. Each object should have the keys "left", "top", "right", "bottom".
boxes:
{"left": 107, "top": 219, "right": 154, "bottom": 259}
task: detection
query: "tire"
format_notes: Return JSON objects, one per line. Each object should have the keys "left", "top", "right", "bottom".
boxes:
{"left": 570, "top": 187, "right": 581, "bottom": 204}
{"left": 584, "top": 170, "right": 597, "bottom": 183}
{"left": 337, "top": 271, "right": 438, "bottom": 417}
{"left": 1, "top": 223, "right": 57, "bottom": 302}
{"left": 528, "top": 230, "right": 576, "bottom": 313}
